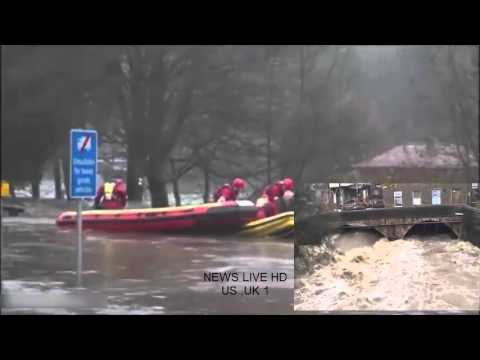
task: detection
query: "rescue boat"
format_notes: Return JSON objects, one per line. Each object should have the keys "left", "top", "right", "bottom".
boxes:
{"left": 239, "top": 211, "right": 294, "bottom": 238}
{"left": 56, "top": 200, "right": 259, "bottom": 234}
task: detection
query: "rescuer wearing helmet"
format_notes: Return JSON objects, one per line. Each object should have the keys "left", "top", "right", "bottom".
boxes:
{"left": 256, "top": 184, "right": 279, "bottom": 218}
{"left": 281, "top": 177, "right": 295, "bottom": 211}
{"left": 256, "top": 177, "right": 295, "bottom": 217}
{"left": 94, "top": 178, "right": 128, "bottom": 210}
{"left": 213, "top": 178, "right": 247, "bottom": 203}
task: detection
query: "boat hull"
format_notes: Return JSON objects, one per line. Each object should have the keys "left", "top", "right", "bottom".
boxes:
{"left": 239, "top": 211, "right": 294, "bottom": 237}
{"left": 56, "top": 201, "right": 259, "bottom": 234}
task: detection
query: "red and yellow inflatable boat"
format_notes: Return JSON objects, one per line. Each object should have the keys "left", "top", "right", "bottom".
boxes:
{"left": 56, "top": 200, "right": 259, "bottom": 234}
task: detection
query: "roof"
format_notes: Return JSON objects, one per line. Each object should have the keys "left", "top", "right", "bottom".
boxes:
{"left": 353, "top": 144, "right": 478, "bottom": 169}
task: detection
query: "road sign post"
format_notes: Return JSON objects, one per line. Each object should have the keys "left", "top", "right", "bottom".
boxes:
{"left": 70, "top": 129, "right": 98, "bottom": 287}
{"left": 77, "top": 199, "right": 83, "bottom": 286}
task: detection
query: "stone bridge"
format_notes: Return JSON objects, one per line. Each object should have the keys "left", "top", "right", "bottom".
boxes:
{"left": 295, "top": 205, "right": 473, "bottom": 245}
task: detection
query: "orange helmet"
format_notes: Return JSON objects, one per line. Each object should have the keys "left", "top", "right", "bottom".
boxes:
{"left": 232, "top": 178, "right": 246, "bottom": 190}
{"left": 283, "top": 177, "right": 294, "bottom": 191}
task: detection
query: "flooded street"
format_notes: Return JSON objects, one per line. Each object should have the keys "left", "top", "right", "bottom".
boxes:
{"left": 295, "top": 233, "right": 480, "bottom": 313}
{"left": 1, "top": 202, "right": 293, "bottom": 315}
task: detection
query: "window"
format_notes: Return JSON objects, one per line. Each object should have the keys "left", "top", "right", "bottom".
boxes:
{"left": 432, "top": 189, "right": 441, "bottom": 205}
{"left": 412, "top": 191, "right": 422, "bottom": 206}
{"left": 394, "top": 191, "right": 403, "bottom": 207}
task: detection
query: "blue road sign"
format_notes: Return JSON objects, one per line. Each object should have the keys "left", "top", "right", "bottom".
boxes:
{"left": 70, "top": 129, "right": 98, "bottom": 199}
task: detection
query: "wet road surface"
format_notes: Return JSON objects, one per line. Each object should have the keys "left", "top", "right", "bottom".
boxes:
{"left": 1, "top": 202, "right": 293, "bottom": 314}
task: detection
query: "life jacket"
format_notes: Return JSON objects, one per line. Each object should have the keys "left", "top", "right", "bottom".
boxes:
{"left": 274, "top": 182, "right": 285, "bottom": 198}
{"left": 263, "top": 201, "right": 278, "bottom": 217}
{"left": 213, "top": 184, "right": 237, "bottom": 202}
{"left": 256, "top": 189, "right": 279, "bottom": 218}
{"left": 282, "top": 189, "right": 295, "bottom": 210}
{"left": 98, "top": 182, "right": 127, "bottom": 209}
{"left": 104, "top": 182, "right": 116, "bottom": 200}
{"left": 263, "top": 184, "right": 280, "bottom": 202}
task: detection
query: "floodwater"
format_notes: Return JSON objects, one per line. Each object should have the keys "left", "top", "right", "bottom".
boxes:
{"left": 1, "top": 201, "right": 293, "bottom": 315}
{"left": 295, "top": 232, "right": 480, "bottom": 314}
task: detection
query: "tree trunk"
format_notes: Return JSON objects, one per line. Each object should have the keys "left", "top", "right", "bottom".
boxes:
{"left": 62, "top": 156, "right": 71, "bottom": 200}
{"left": 147, "top": 157, "right": 169, "bottom": 208}
{"left": 267, "top": 115, "right": 272, "bottom": 184}
{"left": 148, "top": 176, "right": 169, "bottom": 208}
{"left": 266, "top": 59, "right": 274, "bottom": 185}
{"left": 31, "top": 178, "right": 40, "bottom": 199}
{"left": 203, "top": 165, "right": 210, "bottom": 203}
{"left": 126, "top": 139, "right": 145, "bottom": 202}
{"left": 172, "top": 179, "right": 181, "bottom": 206}
{"left": 170, "top": 159, "right": 181, "bottom": 206}
{"left": 122, "top": 52, "right": 148, "bottom": 203}
{"left": 54, "top": 158, "right": 63, "bottom": 199}
{"left": 299, "top": 46, "right": 305, "bottom": 105}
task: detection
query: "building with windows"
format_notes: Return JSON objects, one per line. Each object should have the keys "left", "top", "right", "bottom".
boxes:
{"left": 303, "top": 143, "right": 478, "bottom": 212}
{"left": 381, "top": 183, "right": 472, "bottom": 207}
{"left": 304, "top": 181, "right": 478, "bottom": 213}
{"left": 350, "top": 143, "right": 478, "bottom": 208}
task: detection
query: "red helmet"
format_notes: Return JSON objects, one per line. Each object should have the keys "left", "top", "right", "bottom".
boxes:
{"left": 232, "top": 178, "right": 246, "bottom": 190}
{"left": 283, "top": 177, "right": 294, "bottom": 190}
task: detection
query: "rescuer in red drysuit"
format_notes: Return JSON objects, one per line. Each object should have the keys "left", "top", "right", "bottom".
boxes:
{"left": 256, "top": 177, "right": 295, "bottom": 218}
{"left": 213, "top": 178, "right": 247, "bottom": 203}
{"left": 94, "top": 179, "right": 128, "bottom": 210}
{"left": 281, "top": 177, "right": 295, "bottom": 211}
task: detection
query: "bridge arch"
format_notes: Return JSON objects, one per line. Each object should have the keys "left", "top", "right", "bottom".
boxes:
{"left": 403, "top": 222, "right": 459, "bottom": 239}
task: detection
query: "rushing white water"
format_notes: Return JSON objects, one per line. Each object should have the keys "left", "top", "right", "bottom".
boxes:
{"left": 295, "top": 235, "right": 480, "bottom": 313}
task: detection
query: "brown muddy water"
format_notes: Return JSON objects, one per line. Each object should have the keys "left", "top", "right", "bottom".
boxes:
{"left": 1, "top": 200, "right": 293, "bottom": 314}
{"left": 295, "top": 231, "right": 480, "bottom": 314}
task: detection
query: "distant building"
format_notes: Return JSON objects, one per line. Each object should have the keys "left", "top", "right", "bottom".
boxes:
{"left": 381, "top": 183, "right": 472, "bottom": 207}
{"left": 303, "top": 143, "right": 478, "bottom": 212}
{"left": 305, "top": 181, "right": 476, "bottom": 213}
{"left": 352, "top": 143, "right": 478, "bottom": 183}
{"left": 304, "top": 183, "right": 384, "bottom": 213}
{"left": 328, "top": 183, "right": 383, "bottom": 210}
{"left": 349, "top": 143, "right": 478, "bottom": 208}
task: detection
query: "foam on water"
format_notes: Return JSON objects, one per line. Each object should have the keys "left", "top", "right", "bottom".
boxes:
{"left": 295, "top": 236, "right": 480, "bottom": 312}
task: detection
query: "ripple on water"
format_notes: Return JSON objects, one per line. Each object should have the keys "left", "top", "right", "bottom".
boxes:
{"left": 95, "top": 305, "right": 165, "bottom": 315}
{"left": 119, "top": 279, "right": 150, "bottom": 283}
{"left": 205, "top": 266, "right": 236, "bottom": 273}
{"left": 123, "top": 291, "right": 150, "bottom": 296}
{"left": 183, "top": 247, "right": 197, "bottom": 251}
{"left": 56, "top": 270, "right": 99, "bottom": 275}
{"left": 188, "top": 283, "right": 215, "bottom": 293}
{"left": 2, "top": 218, "right": 56, "bottom": 225}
